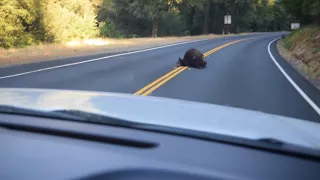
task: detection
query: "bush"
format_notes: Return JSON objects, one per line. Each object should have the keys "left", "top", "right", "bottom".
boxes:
{"left": 283, "top": 26, "right": 320, "bottom": 79}
{"left": 99, "top": 18, "right": 123, "bottom": 38}
{"left": 0, "top": 0, "right": 37, "bottom": 48}
{"left": 283, "top": 26, "right": 320, "bottom": 50}
{"left": 158, "top": 12, "right": 186, "bottom": 36}
{"left": 43, "top": 0, "right": 99, "bottom": 43}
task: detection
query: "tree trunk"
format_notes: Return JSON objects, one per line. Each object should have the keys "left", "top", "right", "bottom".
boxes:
{"left": 237, "top": 24, "right": 240, "bottom": 33}
{"left": 203, "top": 1, "right": 210, "bottom": 34}
{"left": 152, "top": 19, "right": 158, "bottom": 38}
{"left": 316, "top": 15, "right": 320, "bottom": 25}
{"left": 237, "top": 8, "right": 240, "bottom": 33}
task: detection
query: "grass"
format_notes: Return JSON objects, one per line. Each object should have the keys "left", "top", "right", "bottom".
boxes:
{"left": 283, "top": 26, "right": 320, "bottom": 50}
{"left": 282, "top": 26, "right": 320, "bottom": 80}
{"left": 0, "top": 33, "right": 256, "bottom": 67}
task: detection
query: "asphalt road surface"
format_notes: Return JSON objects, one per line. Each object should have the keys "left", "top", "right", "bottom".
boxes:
{"left": 0, "top": 33, "right": 319, "bottom": 122}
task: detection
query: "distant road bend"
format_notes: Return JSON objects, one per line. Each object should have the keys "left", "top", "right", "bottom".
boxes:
{"left": 0, "top": 33, "right": 319, "bottom": 122}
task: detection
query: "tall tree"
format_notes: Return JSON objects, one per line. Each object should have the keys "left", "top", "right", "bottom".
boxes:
{"left": 203, "top": 0, "right": 210, "bottom": 34}
{"left": 1, "top": 0, "right": 315, "bottom": 48}
{"left": 129, "top": 0, "right": 171, "bottom": 37}
{"left": 302, "top": 0, "right": 320, "bottom": 24}
{"left": 0, "top": 0, "right": 40, "bottom": 48}
{"left": 43, "top": 0, "right": 99, "bottom": 42}
{"left": 280, "top": 0, "right": 320, "bottom": 24}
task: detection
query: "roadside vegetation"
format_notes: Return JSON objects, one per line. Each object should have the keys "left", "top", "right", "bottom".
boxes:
{"left": 276, "top": 0, "right": 320, "bottom": 88}
{"left": 279, "top": 27, "right": 320, "bottom": 80}
{"left": 0, "top": 34, "right": 230, "bottom": 67}
{"left": 1, "top": 0, "right": 319, "bottom": 73}
{"left": 1, "top": 0, "right": 297, "bottom": 49}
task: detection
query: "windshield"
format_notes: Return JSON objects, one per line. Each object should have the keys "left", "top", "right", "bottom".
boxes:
{"left": 0, "top": 0, "right": 319, "bottom": 153}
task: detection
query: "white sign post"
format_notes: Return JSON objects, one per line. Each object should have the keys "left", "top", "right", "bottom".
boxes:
{"left": 224, "top": 15, "right": 232, "bottom": 25}
{"left": 224, "top": 15, "right": 232, "bottom": 34}
{"left": 291, "top": 23, "right": 300, "bottom": 30}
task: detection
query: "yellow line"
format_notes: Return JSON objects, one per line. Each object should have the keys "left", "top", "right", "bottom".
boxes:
{"left": 141, "top": 67, "right": 188, "bottom": 96}
{"left": 203, "top": 39, "right": 244, "bottom": 57}
{"left": 134, "top": 37, "right": 255, "bottom": 96}
{"left": 134, "top": 66, "right": 183, "bottom": 95}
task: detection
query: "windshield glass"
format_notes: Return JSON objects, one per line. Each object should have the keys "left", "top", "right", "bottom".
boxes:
{"left": 0, "top": 0, "right": 319, "bottom": 152}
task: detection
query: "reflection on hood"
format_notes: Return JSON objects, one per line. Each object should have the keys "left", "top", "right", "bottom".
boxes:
{"left": 0, "top": 88, "right": 320, "bottom": 150}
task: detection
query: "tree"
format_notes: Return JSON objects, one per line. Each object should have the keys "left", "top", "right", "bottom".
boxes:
{"left": 0, "top": 0, "right": 39, "bottom": 48}
{"left": 129, "top": 0, "right": 172, "bottom": 37}
{"left": 43, "top": 0, "right": 99, "bottom": 42}
{"left": 203, "top": 0, "right": 210, "bottom": 34}
{"left": 280, "top": 0, "right": 320, "bottom": 25}
{"left": 1, "top": 0, "right": 315, "bottom": 49}
{"left": 302, "top": 0, "right": 320, "bottom": 24}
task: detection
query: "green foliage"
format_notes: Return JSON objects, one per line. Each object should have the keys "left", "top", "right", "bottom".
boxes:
{"left": 99, "top": 19, "right": 123, "bottom": 38}
{"left": 283, "top": 26, "right": 320, "bottom": 50}
{"left": 43, "top": 0, "right": 99, "bottom": 42}
{"left": 158, "top": 11, "right": 186, "bottom": 36}
{"left": 0, "top": 0, "right": 38, "bottom": 48}
{"left": 1, "top": 0, "right": 319, "bottom": 48}
{"left": 129, "top": 0, "right": 169, "bottom": 20}
{"left": 98, "top": 0, "right": 151, "bottom": 38}
{"left": 281, "top": 0, "right": 320, "bottom": 24}
{"left": 128, "top": 0, "right": 172, "bottom": 37}
{"left": 282, "top": 26, "right": 320, "bottom": 79}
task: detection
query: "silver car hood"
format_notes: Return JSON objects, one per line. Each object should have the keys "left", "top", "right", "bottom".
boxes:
{"left": 0, "top": 88, "right": 319, "bottom": 149}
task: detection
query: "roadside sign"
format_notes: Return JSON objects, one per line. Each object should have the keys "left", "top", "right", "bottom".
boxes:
{"left": 291, "top": 23, "right": 300, "bottom": 30}
{"left": 224, "top": 15, "right": 231, "bottom": 25}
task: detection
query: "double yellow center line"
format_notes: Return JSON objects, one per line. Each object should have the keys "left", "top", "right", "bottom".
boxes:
{"left": 134, "top": 66, "right": 188, "bottom": 96}
{"left": 134, "top": 38, "right": 253, "bottom": 96}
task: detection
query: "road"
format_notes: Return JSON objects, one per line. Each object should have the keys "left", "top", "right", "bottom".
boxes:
{"left": 0, "top": 33, "right": 319, "bottom": 122}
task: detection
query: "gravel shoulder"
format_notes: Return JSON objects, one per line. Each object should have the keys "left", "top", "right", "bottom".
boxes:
{"left": 0, "top": 33, "right": 254, "bottom": 68}
{"left": 277, "top": 40, "right": 320, "bottom": 90}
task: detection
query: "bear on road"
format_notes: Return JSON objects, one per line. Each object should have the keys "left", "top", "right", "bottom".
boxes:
{"left": 176, "top": 48, "right": 207, "bottom": 69}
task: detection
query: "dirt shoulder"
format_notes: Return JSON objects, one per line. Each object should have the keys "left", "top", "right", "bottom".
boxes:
{"left": 0, "top": 33, "right": 254, "bottom": 68}
{"left": 277, "top": 39, "right": 320, "bottom": 90}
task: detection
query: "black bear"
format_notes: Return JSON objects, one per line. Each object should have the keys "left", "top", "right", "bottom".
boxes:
{"left": 176, "top": 48, "right": 207, "bottom": 69}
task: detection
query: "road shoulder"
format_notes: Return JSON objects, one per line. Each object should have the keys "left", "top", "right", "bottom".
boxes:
{"left": 0, "top": 34, "right": 255, "bottom": 68}
{"left": 276, "top": 40, "right": 320, "bottom": 91}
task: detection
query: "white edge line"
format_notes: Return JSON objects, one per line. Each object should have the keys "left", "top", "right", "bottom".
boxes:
{"left": 268, "top": 38, "right": 320, "bottom": 116}
{"left": 0, "top": 39, "right": 207, "bottom": 80}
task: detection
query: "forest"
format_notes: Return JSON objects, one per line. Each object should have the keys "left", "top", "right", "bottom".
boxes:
{"left": 1, "top": 0, "right": 319, "bottom": 49}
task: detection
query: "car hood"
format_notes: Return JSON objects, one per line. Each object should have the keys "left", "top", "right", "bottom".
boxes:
{"left": 0, "top": 88, "right": 320, "bottom": 149}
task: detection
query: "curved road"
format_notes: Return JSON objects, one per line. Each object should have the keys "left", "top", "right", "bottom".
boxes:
{"left": 0, "top": 33, "right": 319, "bottom": 122}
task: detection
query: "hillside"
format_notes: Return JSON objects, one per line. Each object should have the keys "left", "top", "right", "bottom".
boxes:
{"left": 277, "top": 27, "right": 320, "bottom": 89}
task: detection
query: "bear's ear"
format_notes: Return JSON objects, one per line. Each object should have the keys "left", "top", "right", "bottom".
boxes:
{"left": 179, "top": 58, "right": 182, "bottom": 61}
{"left": 176, "top": 59, "right": 182, "bottom": 67}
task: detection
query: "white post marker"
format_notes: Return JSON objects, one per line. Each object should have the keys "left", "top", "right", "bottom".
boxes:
{"left": 224, "top": 15, "right": 232, "bottom": 25}
{"left": 268, "top": 38, "right": 320, "bottom": 116}
{"left": 224, "top": 15, "right": 232, "bottom": 34}
{"left": 291, "top": 23, "right": 300, "bottom": 30}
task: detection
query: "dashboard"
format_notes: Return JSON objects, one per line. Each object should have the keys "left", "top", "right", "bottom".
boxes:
{"left": 0, "top": 113, "right": 319, "bottom": 180}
